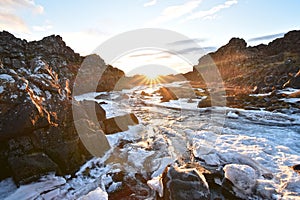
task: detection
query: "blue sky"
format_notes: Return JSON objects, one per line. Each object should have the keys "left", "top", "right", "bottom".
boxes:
{"left": 1, "top": 0, "right": 300, "bottom": 75}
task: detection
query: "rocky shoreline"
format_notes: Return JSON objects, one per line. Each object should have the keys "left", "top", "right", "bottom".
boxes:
{"left": 0, "top": 30, "right": 300, "bottom": 199}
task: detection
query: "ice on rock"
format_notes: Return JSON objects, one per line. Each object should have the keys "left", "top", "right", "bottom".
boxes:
{"left": 127, "top": 147, "right": 155, "bottom": 170}
{"left": 147, "top": 176, "right": 163, "bottom": 197}
{"left": 4, "top": 175, "right": 66, "bottom": 200}
{"left": 0, "top": 74, "right": 15, "bottom": 83}
{"left": 201, "top": 153, "right": 220, "bottom": 166}
{"left": 107, "top": 182, "right": 122, "bottom": 193}
{"left": 151, "top": 157, "right": 174, "bottom": 178}
{"left": 224, "top": 164, "right": 257, "bottom": 194}
{"left": 227, "top": 111, "right": 239, "bottom": 119}
{"left": 192, "top": 138, "right": 216, "bottom": 157}
{"left": 191, "top": 131, "right": 221, "bottom": 164}
{"left": 78, "top": 187, "right": 108, "bottom": 200}
{"left": 0, "top": 86, "right": 4, "bottom": 94}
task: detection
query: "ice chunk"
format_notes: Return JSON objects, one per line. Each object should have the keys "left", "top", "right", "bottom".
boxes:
{"left": 147, "top": 176, "right": 163, "bottom": 197}
{"left": 224, "top": 164, "right": 257, "bottom": 194}
{"left": 78, "top": 187, "right": 108, "bottom": 200}
{"left": 227, "top": 111, "right": 239, "bottom": 119}
{"left": 201, "top": 153, "right": 220, "bottom": 166}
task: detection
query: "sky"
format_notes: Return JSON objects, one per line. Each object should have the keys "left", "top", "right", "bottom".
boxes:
{"left": 1, "top": 0, "right": 300, "bottom": 77}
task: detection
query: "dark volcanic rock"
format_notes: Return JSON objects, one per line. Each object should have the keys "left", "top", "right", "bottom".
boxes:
{"left": 0, "top": 31, "right": 124, "bottom": 184}
{"left": 291, "top": 164, "right": 300, "bottom": 174}
{"left": 158, "top": 164, "right": 210, "bottom": 200}
{"left": 185, "top": 30, "right": 300, "bottom": 93}
{"left": 103, "top": 113, "right": 139, "bottom": 135}
{"left": 8, "top": 152, "right": 58, "bottom": 184}
{"left": 73, "top": 54, "right": 125, "bottom": 94}
{"left": 284, "top": 69, "right": 300, "bottom": 89}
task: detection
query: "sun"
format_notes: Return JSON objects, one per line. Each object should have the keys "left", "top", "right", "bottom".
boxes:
{"left": 142, "top": 74, "right": 163, "bottom": 86}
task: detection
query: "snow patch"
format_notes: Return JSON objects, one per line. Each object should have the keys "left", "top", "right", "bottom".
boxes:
{"left": 0, "top": 74, "right": 15, "bottom": 83}
{"left": 78, "top": 187, "right": 108, "bottom": 200}
{"left": 227, "top": 111, "right": 239, "bottom": 119}
{"left": 0, "top": 86, "right": 4, "bottom": 94}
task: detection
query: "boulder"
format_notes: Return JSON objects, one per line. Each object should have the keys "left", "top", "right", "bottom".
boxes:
{"left": 156, "top": 87, "right": 178, "bottom": 102}
{"left": 155, "top": 163, "right": 210, "bottom": 200}
{"left": 8, "top": 152, "right": 58, "bottom": 184}
{"left": 223, "top": 164, "right": 257, "bottom": 196}
{"left": 103, "top": 113, "right": 139, "bottom": 135}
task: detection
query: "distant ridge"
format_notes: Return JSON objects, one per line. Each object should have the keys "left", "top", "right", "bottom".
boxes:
{"left": 184, "top": 30, "right": 300, "bottom": 92}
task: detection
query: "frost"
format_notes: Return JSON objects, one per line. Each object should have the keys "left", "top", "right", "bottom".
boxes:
{"left": 31, "top": 85, "right": 42, "bottom": 95}
{"left": 0, "top": 74, "right": 15, "bottom": 83}
{"left": 17, "top": 67, "right": 30, "bottom": 75}
{"left": 78, "top": 187, "right": 108, "bottom": 200}
{"left": 9, "top": 69, "right": 17, "bottom": 75}
{"left": 224, "top": 164, "right": 257, "bottom": 194}
{"left": 0, "top": 86, "right": 4, "bottom": 94}
{"left": 147, "top": 176, "right": 163, "bottom": 197}
{"left": 107, "top": 182, "right": 122, "bottom": 193}
{"left": 10, "top": 94, "right": 18, "bottom": 99}
{"left": 33, "top": 59, "right": 46, "bottom": 73}
{"left": 227, "top": 111, "right": 239, "bottom": 119}
{"left": 45, "top": 91, "right": 52, "bottom": 100}
{"left": 19, "top": 83, "right": 26, "bottom": 90}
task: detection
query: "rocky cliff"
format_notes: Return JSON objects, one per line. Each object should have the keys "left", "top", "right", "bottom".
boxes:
{"left": 186, "top": 30, "right": 300, "bottom": 92}
{"left": 0, "top": 31, "right": 124, "bottom": 184}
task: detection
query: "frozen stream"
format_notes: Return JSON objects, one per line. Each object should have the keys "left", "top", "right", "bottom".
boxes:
{"left": 1, "top": 82, "right": 300, "bottom": 199}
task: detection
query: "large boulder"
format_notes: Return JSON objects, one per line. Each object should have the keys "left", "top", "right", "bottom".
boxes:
{"left": 148, "top": 163, "right": 211, "bottom": 200}
{"left": 8, "top": 152, "right": 58, "bottom": 184}
{"left": 103, "top": 113, "right": 139, "bottom": 135}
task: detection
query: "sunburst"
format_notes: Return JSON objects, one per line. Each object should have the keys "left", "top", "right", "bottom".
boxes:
{"left": 142, "top": 75, "right": 165, "bottom": 87}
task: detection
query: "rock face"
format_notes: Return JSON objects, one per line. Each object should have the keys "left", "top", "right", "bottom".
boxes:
{"left": 74, "top": 54, "right": 125, "bottom": 94}
{"left": 159, "top": 164, "right": 210, "bottom": 200}
{"left": 0, "top": 31, "right": 124, "bottom": 184}
{"left": 149, "top": 162, "right": 245, "bottom": 200}
{"left": 186, "top": 30, "right": 300, "bottom": 92}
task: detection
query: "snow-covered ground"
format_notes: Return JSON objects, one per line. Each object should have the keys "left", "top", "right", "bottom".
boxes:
{"left": 1, "top": 82, "right": 300, "bottom": 199}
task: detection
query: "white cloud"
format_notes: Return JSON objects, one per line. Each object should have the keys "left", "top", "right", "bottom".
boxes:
{"left": 147, "top": 0, "right": 203, "bottom": 26}
{"left": 144, "top": 0, "right": 157, "bottom": 7}
{"left": 0, "top": 0, "right": 44, "bottom": 14}
{"left": 0, "top": 0, "right": 44, "bottom": 33}
{"left": 184, "top": 0, "right": 238, "bottom": 22}
{"left": 0, "top": 13, "right": 29, "bottom": 33}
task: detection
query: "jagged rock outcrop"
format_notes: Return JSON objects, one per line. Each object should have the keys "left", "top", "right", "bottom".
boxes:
{"left": 74, "top": 54, "right": 125, "bottom": 94}
{"left": 0, "top": 31, "right": 124, "bottom": 184}
{"left": 187, "top": 30, "right": 300, "bottom": 92}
